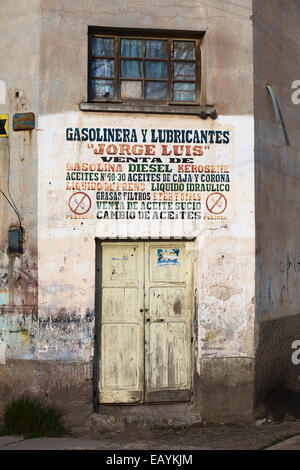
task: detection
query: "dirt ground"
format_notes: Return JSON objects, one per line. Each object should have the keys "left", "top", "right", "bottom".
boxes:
{"left": 73, "top": 420, "right": 300, "bottom": 450}
{"left": 2, "top": 421, "right": 300, "bottom": 450}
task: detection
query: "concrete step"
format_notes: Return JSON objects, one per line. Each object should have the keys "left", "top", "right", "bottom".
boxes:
{"left": 88, "top": 410, "right": 203, "bottom": 433}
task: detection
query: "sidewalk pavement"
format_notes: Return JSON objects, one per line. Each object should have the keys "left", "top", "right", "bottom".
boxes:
{"left": 0, "top": 436, "right": 125, "bottom": 450}
{"left": 266, "top": 434, "right": 300, "bottom": 450}
{"left": 1, "top": 426, "right": 300, "bottom": 450}
{"left": 0, "top": 435, "right": 212, "bottom": 450}
{"left": 0, "top": 436, "right": 213, "bottom": 451}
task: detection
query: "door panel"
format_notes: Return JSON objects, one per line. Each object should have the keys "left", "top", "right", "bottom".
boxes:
{"left": 145, "top": 242, "right": 192, "bottom": 403}
{"left": 98, "top": 241, "right": 193, "bottom": 405}
{"left": 99, "top": 243, "right": 144, "bottom": 404}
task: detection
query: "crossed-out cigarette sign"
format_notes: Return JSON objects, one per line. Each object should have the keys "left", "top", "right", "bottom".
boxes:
{"left": 206, "top": 192, "right": 227, "bottom": 215}
{"left": 68, "top": 192, "right": 92, "bottom": 215}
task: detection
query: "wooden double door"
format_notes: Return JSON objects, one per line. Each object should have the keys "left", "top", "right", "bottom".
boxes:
{"left": 98, "top": 241, "right": 193, "bottom": 404}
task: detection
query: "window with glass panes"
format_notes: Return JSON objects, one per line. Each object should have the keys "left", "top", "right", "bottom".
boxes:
{"left": 89, "top": 33, "right": 201, "bottom": 104}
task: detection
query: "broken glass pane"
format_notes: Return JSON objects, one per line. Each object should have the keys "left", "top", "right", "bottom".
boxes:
{"left": 145, "top": 81, "right": 167, "bottom": 100}
{"left": 121, "top": 81, "right": 143, "bottom": 99}
{"left": 173, "top": 82, "right": 195, "bottom": 101}
{"left": 173, "top": 41, "right": 195, "bottom": 60}
{"left": 92, "top": 37, "right": 115, "bottom": 57}
{"left": 145, "top": 40, "right": 167, "bottom": 58}
{"left": 90, "top": 79, "right": 114, "bottom": 99}
{"left": 121, "top": 60, "right": 142, "bottom": 78}
{"left": 121, "top": 39, "right": 143, "bottom": 57}
{"left": 145, "top": 61, "right": 167, "bottom": 79}
{"left": 173, "top": 62, "right": 195, "bottom": 80}
{"left": 91, "top": 59, "right": 114, "bottom": 78}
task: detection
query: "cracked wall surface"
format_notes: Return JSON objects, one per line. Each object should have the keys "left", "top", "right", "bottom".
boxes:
{"left": 0, "top": 0, "right": 40, "bottom": 360}
{"left": 0, "top": 0, "right": 256, "bottom": 422}
{"left": 253, "top": 0, "right": 300, "bottom": 408}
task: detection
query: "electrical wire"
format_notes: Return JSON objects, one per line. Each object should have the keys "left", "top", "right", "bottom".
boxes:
{"left": 0, "top": 189, "right": 22, "bottom": 229}
{"left": 0, "top": 135, "right": 22, "bottom": 230}
{"left": 6, "top": 137, "right": 22, "bottom": 223}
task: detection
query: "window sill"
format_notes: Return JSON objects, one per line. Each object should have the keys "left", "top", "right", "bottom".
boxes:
{"left": 79, "top": 102, "right": 217, "bottom": 119}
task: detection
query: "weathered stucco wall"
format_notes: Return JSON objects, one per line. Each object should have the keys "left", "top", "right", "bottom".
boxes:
{"left": 0, "top": 0, "right": 40, "bottom": 359}
{"left": 37, "top": 112, "right": 255, "bottom": 357}
{"left": 0, "top": 0, "right": 255, "bottom": 424}
{"left": 38, "top": 0, "right": 254, "bottom": 116}
{"left": 254, "top": 0, "right": 300, "bottom": 408}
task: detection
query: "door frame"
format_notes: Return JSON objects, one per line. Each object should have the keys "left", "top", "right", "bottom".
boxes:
{"left": 94, "top": 238, "right": 195, "bottom": 409}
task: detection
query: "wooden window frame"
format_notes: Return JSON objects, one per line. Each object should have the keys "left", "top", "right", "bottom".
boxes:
{"left": 88, "top": 27, "right": 203, "bottom": 107}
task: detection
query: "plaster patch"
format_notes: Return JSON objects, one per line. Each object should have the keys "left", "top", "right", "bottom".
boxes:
{"left": 0, "top": 342, "right": 6, "bottom": 364}
{"left": 209, "top": 284, "right": 243, "bottom": 301}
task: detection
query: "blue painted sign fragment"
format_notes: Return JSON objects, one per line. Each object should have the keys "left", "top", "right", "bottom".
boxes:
{"left": 13, "top": 113, "right": 35, "bottom": 131}
{"left": 157, "top": 248, "right": 180, "bottom": 266}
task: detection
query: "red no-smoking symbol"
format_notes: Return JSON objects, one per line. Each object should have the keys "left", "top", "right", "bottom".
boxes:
{"left": 206, "top": 192, "right": 227, "bottom": 215}
{"left": 68, "top": 192, "right": 92, "bottom": 215}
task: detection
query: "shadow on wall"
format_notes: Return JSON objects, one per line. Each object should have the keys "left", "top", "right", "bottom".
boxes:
{"left": 257, "top": 385, "right": 300, "bottom": 421}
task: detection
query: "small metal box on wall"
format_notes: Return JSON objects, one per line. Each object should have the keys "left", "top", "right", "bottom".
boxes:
{"left": 13, "top": 113, "right": 35, "bottom": 131}
{"left": 8, "top": 228, "right": 23, "bottom": 254}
